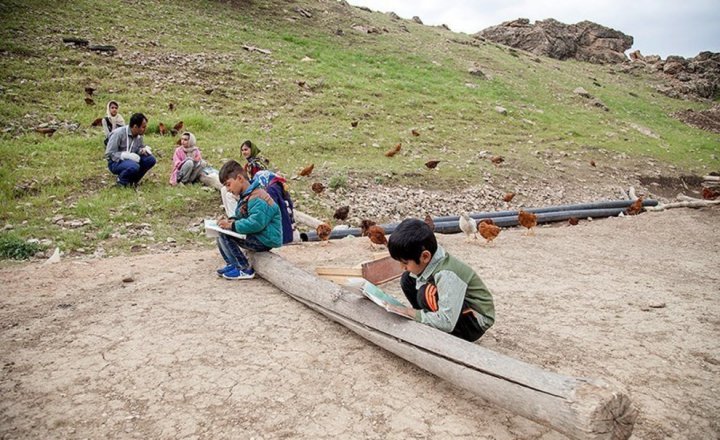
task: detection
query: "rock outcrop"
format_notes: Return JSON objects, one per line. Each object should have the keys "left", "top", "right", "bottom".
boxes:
{"left": 475, "top": 18, "right": 632, "bottom": 64}
{"left": 625, "top": 51, "right": 720, "bottom": 100}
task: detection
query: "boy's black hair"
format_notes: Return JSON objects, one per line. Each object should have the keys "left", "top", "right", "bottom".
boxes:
{"left": 388, "top": 218, "right": 438, "bottom": 264}
{"left": 218, "top": 159, "right": 249, "bottom": 184}
{"left": 129, "top": 113, "right": 147, "bottom": 128}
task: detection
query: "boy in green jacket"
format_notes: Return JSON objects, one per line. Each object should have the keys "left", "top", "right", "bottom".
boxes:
{"left": 215, "top": 160, "right": 282, "bottom": 280}
{"left": 387, "top": 218, "right": 495, "bottom": 341}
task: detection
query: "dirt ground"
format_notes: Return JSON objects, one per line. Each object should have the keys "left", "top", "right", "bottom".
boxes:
{"left": 1, "top": 207, "right": 718, "bottom": 439}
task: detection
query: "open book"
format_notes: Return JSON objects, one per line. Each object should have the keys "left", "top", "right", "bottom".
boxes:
{"left": 354, "top": 280, "right": 412, "bottom": 319}
{"left": 204, "top": 219, "right": 246, "bottom": 240}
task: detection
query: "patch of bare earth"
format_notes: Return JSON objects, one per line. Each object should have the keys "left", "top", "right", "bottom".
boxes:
{"left": 673, "top": 105, "right": 720, "bottom": 134}
{"left": 1, "top": 207, "right": 718, "bottom": 439}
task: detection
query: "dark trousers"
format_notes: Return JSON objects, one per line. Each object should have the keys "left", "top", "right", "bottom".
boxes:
{"left": 216, "top": 234, "right": 270, "bottom": 270}
{"left": 400, "top": 271, "right": 485, "bottom": 342}
{"left": 108, "top": 155, "right": 157, "bottom": 186}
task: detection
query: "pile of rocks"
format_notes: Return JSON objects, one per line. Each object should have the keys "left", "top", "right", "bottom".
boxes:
{"left": 627, "top": 51, "right": 720, "bottom": 100}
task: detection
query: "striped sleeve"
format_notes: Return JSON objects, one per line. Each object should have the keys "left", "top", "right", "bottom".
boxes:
{"left": 417, "top": 270, "right": 467, "bottom": 332}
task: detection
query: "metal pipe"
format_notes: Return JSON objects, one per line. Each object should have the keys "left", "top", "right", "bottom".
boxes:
{"left": 299, "top": 199, "right": 657, "bottom": 242}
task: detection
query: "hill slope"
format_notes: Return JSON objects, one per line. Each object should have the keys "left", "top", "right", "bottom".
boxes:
{"left": 0, "top": 0, "right": 717, "bottom": 256}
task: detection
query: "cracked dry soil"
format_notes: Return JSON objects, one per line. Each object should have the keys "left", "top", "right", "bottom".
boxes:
{"left": 1, "top": 208, "right": 718, "bottom": 439}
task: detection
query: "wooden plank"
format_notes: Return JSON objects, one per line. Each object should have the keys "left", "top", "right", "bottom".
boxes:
{"left": 361, "top": 255, "right": 403, "bottom": 285}
{"left": 315, "top": 266, "right": 362, "bottom": 277}
{"left": 250, "top": 251, "right": 637, "bottom": 440}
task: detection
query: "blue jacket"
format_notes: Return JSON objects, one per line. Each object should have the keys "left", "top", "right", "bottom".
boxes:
{"left": 232, "top": 181, "right": 283, "bottom": 249}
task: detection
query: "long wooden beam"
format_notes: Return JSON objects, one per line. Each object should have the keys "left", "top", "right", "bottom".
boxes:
{"left": 250, "top": 251, "right": 637, "bottom": 440}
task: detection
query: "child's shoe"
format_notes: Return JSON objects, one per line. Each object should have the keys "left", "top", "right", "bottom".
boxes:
{"left": 223, "top": 267, "right": 256, "bottom": 280}
{"left": 216, "top": 264, "right": 234, "bottom": 276}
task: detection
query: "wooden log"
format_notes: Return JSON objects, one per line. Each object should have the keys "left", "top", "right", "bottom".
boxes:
{"left": 703, "top": 175, "right": 720, "bottom": 182}
{"left": 293, "top": 209, "right": 324, "bottom": 228}
{"left": 250, "top": 251, "right": 637, "bottom": 440}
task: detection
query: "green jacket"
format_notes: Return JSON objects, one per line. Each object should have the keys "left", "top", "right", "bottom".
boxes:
{"left": 232, "top": 187, "right": 282, "bottom": 249}
{"left": 410, "top": 246, "right": 495, "bottom": 332}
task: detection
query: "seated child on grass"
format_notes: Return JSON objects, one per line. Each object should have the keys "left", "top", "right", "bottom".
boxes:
{"left": 215, "top": 160, "right": 283, "bottom": 280}
{"left": 386, "top": 218, "right": 495, "bottom": 342}
{"left": 170, "top": 131, "right": 207, "bottom": 185}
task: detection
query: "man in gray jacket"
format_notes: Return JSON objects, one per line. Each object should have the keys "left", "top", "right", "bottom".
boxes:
{"left": 105, "top": 113, "right": 156, "bottom": 187}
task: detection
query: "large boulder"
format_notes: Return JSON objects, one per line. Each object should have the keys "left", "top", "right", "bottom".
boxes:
{"left": 475, "top": 18, "right": 632, "bottom": 64}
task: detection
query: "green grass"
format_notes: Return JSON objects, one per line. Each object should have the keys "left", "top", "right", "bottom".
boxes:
{"left": 0, "top": 0, "right": 717, "bottom": 259}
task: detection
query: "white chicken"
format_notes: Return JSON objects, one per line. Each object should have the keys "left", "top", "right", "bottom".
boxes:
{"left": 459, "top": 213, "right": 477, "bottom": 242}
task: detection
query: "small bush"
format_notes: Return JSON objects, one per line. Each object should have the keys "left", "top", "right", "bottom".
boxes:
{"left": 0, "top": 234, "right": 45, "bottom": 260}
{"left": 328, "top": 175, "right": 347, "bottom": 190}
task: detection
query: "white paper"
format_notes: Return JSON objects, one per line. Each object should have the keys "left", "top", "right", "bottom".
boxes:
{"left": 204, "top": 219, "right": 246, "bottom": 240}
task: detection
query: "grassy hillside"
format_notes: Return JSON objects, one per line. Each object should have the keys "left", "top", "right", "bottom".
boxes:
{"left": 0, "top": 0, "right": 717, "bottom": 259}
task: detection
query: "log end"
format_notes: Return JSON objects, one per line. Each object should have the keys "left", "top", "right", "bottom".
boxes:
{"left": 571, "top": 379, "right": 638, "bottom": 440}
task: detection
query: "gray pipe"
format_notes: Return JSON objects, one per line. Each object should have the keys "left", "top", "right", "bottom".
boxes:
{"left": 299, "top": 199, "right": 657, "bottom": 242}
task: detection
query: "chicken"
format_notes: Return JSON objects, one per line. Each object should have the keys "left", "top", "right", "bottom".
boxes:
{"left": 316, "top": 223, "right": 332, "bottom": 245}
{"left": 311, "top": 182, "right": 325, "bottom": 194}
{"left": 359, "top": 219, "right": 377, "bottom": 236}
{"left": 351, "top": 120, "right": 358, "bottom": 128}
{"left": 411, "top": 129, "right": 420, "bottom": 136}
{"left": 297, "top": 80, "right": 306, "bottom": 87}
{"left": 173, "top": 121, "right": 184, "bottom": 133}
{"left": 84, "top": 86, "right": 95, "bottom": 96}
{"left": 424, "top": 214, "right": 435, "bottom": 232}
{"left": 158, "top": 122, "right": 168, "bottom": 136}
{"left": 459, "top": 213, "right": 477, "bottom": 241}
{"left": 84, "top": 97, "right": 95, "bottom": 106}
{"left": 590, "top": 160, "right": 597, "bottom": 167}
{"left": 35, "top": 127, "right": 56, "bottom": 137}
{"left": 298, "top": 164, "right": 314, "bottom": 177}
{"left": 425, "top": 160, "right": 440, "bottom": 169}
{"left": 477, "top": 219, "right": 501, "bottom": 245}
{"left": 626, "top": 197, "right": 644, "bottom": 216}
{"left": 91, "top": 117, "right": 103, "bottom": 127}
{"left": 384, "top": 143, "right": 401, "bottom": 157}
{"left": 490, "top": 155, "right": 504, "bottom": 166}
{"left": 568, "top": 217, "right": 579, "bottom": 226}
{"left": 333, "top": 205, "right": 350, "bottom": 221}
{"left": 518, "top": 210, "right": 537, "bottom": 236}
{"left": 168, "top": 102, "right": 175, "bottom": 111}
{"left": 503, "top": 192, "right": 515, "bottom": 203}
{"left": 702, "top": 187, "right": 719, "bottom": 200}
{"left": 367, "top": 225, "right": 388, "bottom": 250}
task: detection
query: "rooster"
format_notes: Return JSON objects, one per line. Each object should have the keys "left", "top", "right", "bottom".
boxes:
{"left": 384, "top": 143, "right": 401, "bottom": 157}
{"left": 316, "top": 223, "right": 332, "bottom": 245}
{"left": 333, "top": 205, "right": 350, "bottom": 221}
{"left": 459, "top": 213, "right": 477, "bottom": 242}
{"left": 626, "top": 197, "right": 644, "bottom": 216}
{"left": 425, "top": 160, "right": 440, "bottom": 169}
{"left": 359, "top": 219, "right": 377, "bottom": 236}
{"left": 518, "top": 210, "right": 537, "bottom": 236}
{"left": 477, "top": 219, "right": 501, "bottom": 245}
{"left": 367, "top": 225, "right": 387, "bottom": 250}
{"left": 311, "top": 182, "right": 325, "bottom": 195}
{"left": 299, "top": 164, "right": 314, "bottom": 177}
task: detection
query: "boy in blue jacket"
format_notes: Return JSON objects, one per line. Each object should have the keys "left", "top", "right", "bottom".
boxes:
{"left": 215, "top": 160, "right": 282, "bottom": 280}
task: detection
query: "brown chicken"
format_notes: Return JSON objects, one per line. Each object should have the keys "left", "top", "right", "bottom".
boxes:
{"left": 359, "top": 219, "right": 377, "bottom": 236}
{"left": 590, "top": 160, "right": 597, "bottom": 167}
{"left": 424, "top": 214, "right": 435, "bottom": 232}
{"left": 490, "top": 155, "right": 504, "bottom": 166}
{"left": 299, "top": 163, "right": 314, "bottom": 177}
{"left": 477, "top": 219, "right": 501, "bottom": 245}
{"left": 297, "top": 80, "right": 306, "bottom": 87}
{"left": 35, "top": 127, "right": 56, "bottom": 137}
{"left": 173, "top": 121, "right": 184, "bottom": 133}
{"left": 702, "top": 187, "right": 719, "bottom": 200}
{"left": 568, "top": 217, "right": 579, "bottom": 226}
{"left": 518, "top": 210, "right": 537, "bottom": 235}
{"left": 84, "top": 86, "right": 95, "bottom": 96}
{"left": 168, "top": 102, "right": 175, "bottom": 111}
{"left": 384, "top": 143, "right": 401, "bottom": 157}
{"left": 626, "top": 197, "right": 644, "bottom": 215}
{"left": 311, "top": 182, "right": 325, "bottom": 194}
{"left": 316, "top": 223, "right": 332, "bottom": 244}
{"left": 411, "top": 129, "right": 420, "bottom": 137}
{"left": 503, "top": 192, "right": 515, "bottom": 203}
{"left": 91, "top": 117, "right": 103, "bottom": 127}
{"left": 367, "top": 225, "right": 388, "bottom": 249}
{"left": 351, "top": 120, "right": 358, "bottom": 127}
{"left": 84, "top": 97, "right": 95, "bottom": 106}
{"left": 425, "top": 160, "right": 441, "bottom": 169}
{"left": 333, "top": 205, "right": 350, "bottom": 221}
{"left": 158, "top": 122, "right": 168, "bottom": 136}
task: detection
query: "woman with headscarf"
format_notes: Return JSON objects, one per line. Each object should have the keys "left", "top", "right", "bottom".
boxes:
{"left": 170, "top": 131, "right": 207, "bottom": 185}
{"left": 102, "top": 100, "right": 125, "bottom": 144}
{"left": 240, "top": 140, "right": 269, "bottom": 180}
